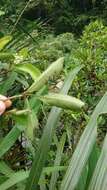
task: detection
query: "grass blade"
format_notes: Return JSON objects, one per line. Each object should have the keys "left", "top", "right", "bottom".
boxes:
{"left": 76, "top": 165, "right": 88, "bottom": 190}
{"left": 25, "top": 65, "right": 83, "bottom": 190}
{"left": 0, "top": 161, "right": 14, "bottom": 177}
{"left": 0, "top": 114, "right": 27, "bottom": 158}
{"left": 0, "top": 166, "right": 67, "bottom": 190}
{"left": 0, "top": 171, "right": 29, "bottom": 190}
{"left": 88, "top": 134, "right": 107, "bottom": 190}
{"left": 85, "top": 144, "right": 100, "bottom": 189}
{"left": 60, "top": 92, "right": 107, "bottom": 190}
{"left": 0, "top": 125, "right": 24, "bottom": 158}
{"left": 49, "top": 133, "right": 66, "bottom": 190}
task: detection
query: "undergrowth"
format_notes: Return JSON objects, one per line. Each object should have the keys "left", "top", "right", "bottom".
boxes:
{"left": 0, "top": 15, "right": 107, "bottom": 190}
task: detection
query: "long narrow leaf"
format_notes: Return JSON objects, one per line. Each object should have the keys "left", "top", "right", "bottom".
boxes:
{"left": 60, "top": 92, "right": 107, "bottom": 190}
{"left": 0, "top": 161, "right": 14, "bottom": 177}
{"left": 0, "top": 171, "right": 29, "bottom": 190}
{"left": 25, "top": 65, "right": 83, "bottom": 190}
{"left": 49, "top": 133, "right": 66, "bottom": 190}
{"left": 85, "top": 144, "right": 100, "bottom": 189}
{"left": 88, "top": 133, "right": 107, "bottom": 190}
{"left": 0, "top": 125, "right": 24, "bottom": 158}
{"left": 0, "top": 166, "right": 67, "bottom": 190}
{"left": 76, "top": 165, "right": 88, "bottom": 190}
{"left": 0, "top": 114, "right": 27, "bottom": 158}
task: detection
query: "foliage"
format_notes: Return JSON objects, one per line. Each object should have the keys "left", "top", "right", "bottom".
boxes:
{"left": 22, "top": 0, "right": 107, "bottom": 34}
{"left": 0, "top": 33, "right": 84, "bottom": 190}
{"left": 1, "top": 0, "right": 107, "bottom": 35}
{"left": 32, "top": 33, "right": 77, "bottom": 69}
{"left": 66, "top": 20, "right": 107, "bottom": 110}
{"left": 0, "top": 2, "right": 107, "bottom": 188}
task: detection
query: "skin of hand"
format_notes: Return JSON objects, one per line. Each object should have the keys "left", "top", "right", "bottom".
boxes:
{"left": 0, "top": 95, "right": 12, "bottom": 115}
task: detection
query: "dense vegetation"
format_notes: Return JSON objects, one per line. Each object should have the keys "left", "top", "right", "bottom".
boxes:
{"left": 0, "top": 1, "right": 107, "bottom": 190}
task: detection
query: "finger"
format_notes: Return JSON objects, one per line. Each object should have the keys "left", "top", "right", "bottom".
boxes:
{"left": 0, "top": 95, "right": 12, "bottom": 108}
{"left": 5, "top": 99, "right": 12, "bottom": 108}
{"left": 0, "top": 101, "right": 6, "bottom": 115}
{"left": 0, "top": 95, "right": 7, "bottom": 101}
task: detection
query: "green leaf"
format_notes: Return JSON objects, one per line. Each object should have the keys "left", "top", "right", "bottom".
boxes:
{"left": 0, "top": 36, "right": 12, "bottom": 51}
{"left": 15, "top": 64, "right": 41, "bottom": 81}
{"left": 18, "top": 48, "right": 29, "bottom": 58}
{"left": 0, "top": 10, "right": 5, "bottom": 16}
{"left": 24, "top": 99, "right": 38, "bottom": 141}
{"left": 0, "top": 71, "right": 17, "bottom": 95}
{"left": 40, "top": 174, "right": 46, "bottom": 190}
{"left": 0, "top": 171, "right": 29, "bottom": 190}
{"left": 49, "top": 133, "right": 66, "bottom": 190}
{"left": 76, "top": 165, "right": 88, "bottom": 190}
{"left": 42, "top": 166, "right": 67, "bottom": 175}
{"left": 0, "top": 161, "right": 14, "bottom": 177}
{"left": 85, "top": 144, "right": 100, "bottom": 189}
{"left": 0, "top": 124, "right": 25, "bottom": 158}
{"left": 39, "top": 93, "right": 85, "bottom": 111}
{"left": 26, "top": 57, "right": 64, "bottom": 93}
{"left": 88, "top": 134, "right": 107, "bottom": 190}
{"left": 0, "top": 53, "right": 14, "bottom": 61}
{"left": 0, "top": 114, "right": 27, "bottom": 158}
{"left": 0, "top": 176, "right": 8, "bottom": 186}
{"left": 29, "top": 86, "right": 47, "bottom": 113}
{"left": 25, "top": 65, "right": 83, "bottom": 190}
{"left": 60, "top": 92, "right": 107, "bottom": 190}
{"left": 0, "top": 166, "right": 67, "bottom": 190}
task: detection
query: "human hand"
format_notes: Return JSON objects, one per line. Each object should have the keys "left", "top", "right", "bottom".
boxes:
{"left": 0, "top": 95, "right": 12, "bottom": 115}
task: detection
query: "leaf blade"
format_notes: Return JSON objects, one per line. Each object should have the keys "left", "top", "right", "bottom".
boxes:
{"left": 15, "top": 63, "right": 41, "bottom": 81}
{"left": 25, "top": 65, "right": 83, "bottom": 190}
{"left": 60, "top": 92, "right": 107, "bottom": 190}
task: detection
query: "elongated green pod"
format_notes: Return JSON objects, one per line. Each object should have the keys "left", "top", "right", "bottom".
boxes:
{"left": 26, "top": 57, "right": 64, "bottom": 93}
{"left": 39, "top": 93, "right": 85, "bottom": 111}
